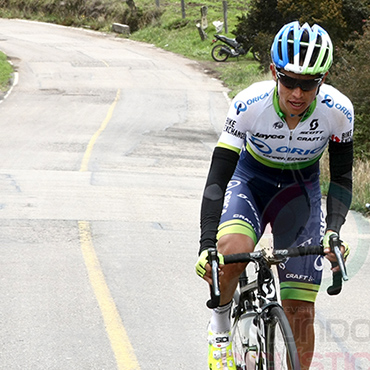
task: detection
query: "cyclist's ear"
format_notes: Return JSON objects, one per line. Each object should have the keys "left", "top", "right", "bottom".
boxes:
{"left": 270, "top": 63, "right": 277, "bottom": 81}
{"left": 321, "top": 71, "right": 329, "bottom": 85}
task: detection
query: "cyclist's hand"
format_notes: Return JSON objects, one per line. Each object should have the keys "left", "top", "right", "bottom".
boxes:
{"left": 323, "top": 230, "right": 350, "bottom": 272}
{"left": 195, "top": 249, "right": 224, "bottom": 284}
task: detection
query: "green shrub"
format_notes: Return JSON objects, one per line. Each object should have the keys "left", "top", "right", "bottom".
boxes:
{"left": 330, "top": 20, "right": 370, "bottom": 160}
{"left": 0, "top": 51, "right": 13, "bottom": 93}
{"left": 0, "top": 0, "right": 163, "bottom": 32}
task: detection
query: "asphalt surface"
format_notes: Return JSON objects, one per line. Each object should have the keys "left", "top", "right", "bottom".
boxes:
{"left": 0, "top": 19, "right": 369, "bottom": 370}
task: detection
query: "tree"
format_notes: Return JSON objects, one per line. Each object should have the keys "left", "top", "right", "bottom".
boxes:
{"left": 329, "top": 19, "right": 370, "bottom": 159}
{"left": 342, "top": 0, "right": 370, "bottom": 38}
{"left": 277, "top": 0, "right": 346, "bottom": 45}
{"left": 233, "top": 0, "right": 370, "bottom": 71}
{"left": 232, "top": 0, "right": 287, "bottom": 71}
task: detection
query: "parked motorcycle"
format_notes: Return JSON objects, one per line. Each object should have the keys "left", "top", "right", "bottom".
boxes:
{"left": 211, "top": 34, "right": 260, "bottom": 62}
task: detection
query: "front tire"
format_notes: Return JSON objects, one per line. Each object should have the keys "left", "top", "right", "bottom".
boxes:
{"left": 211, "top": 44, "right": 230, "bottom": 62}
{"left": 232, "top": 317, "right": 247, "bottom": 370}
{"left": 265, "top": 306, "right": 301, "bottom": 369}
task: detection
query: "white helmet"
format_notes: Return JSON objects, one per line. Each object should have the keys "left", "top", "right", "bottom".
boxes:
{"left": 271, "top": 21, "right": 333, "bottom": 75}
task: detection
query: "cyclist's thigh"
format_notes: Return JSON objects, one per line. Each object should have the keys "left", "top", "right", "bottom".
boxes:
{"left": 217, "top": 179, "right": 264, "bottom": 246}
{"left": 272, "top": 180, "right": 324, "bottom": 302}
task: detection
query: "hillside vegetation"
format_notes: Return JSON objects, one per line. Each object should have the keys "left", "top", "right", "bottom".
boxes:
{"left": 0, "top": 51, "right": 13, "bottom": 94}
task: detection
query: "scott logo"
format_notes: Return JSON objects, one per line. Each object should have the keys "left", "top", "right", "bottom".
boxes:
{"left": 262, "top": 282, "right": 276, "bottom": 299}
{"left": 309, "top": 119, "right": 319, "bottom": 130}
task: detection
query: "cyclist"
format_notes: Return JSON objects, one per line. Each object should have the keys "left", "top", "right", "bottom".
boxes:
{"left": 196, "top": 21, "right": 353, "bottom": 370}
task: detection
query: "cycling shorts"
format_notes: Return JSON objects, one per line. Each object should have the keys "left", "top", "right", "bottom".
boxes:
{"left": 217, "top": 152, "right": 325, "bottom": 302}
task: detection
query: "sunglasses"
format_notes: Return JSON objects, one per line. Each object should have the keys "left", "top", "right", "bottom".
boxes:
{"left": 276, "top": 70, "right": 323, "bottom": 91}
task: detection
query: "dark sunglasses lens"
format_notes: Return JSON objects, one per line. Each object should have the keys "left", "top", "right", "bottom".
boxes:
{"left": 279, "top": 74, "right": 319, "bottom": 91}
{"left": 278, "top": 75, "right": 296, "bottom": 89}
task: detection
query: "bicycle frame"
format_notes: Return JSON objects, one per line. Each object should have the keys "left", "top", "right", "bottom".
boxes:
{"left": 231, "top": 255, "right": 285, "bottom": 369}
{"left": 207, "top": 240, "right": 348, "bottom": 370}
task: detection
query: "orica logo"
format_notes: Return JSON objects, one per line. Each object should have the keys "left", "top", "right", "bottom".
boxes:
{"left": 314, "top": 256, "right": 324, "bottom": 272}
{"left": 234, "top": 101, "right": 247, "bottom": 115}
{"left": 323, "top": 94, "right": 334, "bottom": 108}
{"left": 234, "top": 93, "right": 269, "bottom": 115}
{"left": 249, "top": 137, "right": 273, "bottom": 154}
{"left": 323, "top": 94, "right": 353, "bottom": 123}
{"left": 249, "top": 136, "right": 327, "bottom": 156}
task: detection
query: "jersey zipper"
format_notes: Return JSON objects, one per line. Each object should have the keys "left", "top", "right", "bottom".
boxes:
{"left": 277, "top": 128, "right": 295, "bottom": 188}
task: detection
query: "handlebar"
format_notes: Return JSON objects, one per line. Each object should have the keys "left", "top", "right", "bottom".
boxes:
{"left": 206, "top": 242, "right": 348, "bottom": 308}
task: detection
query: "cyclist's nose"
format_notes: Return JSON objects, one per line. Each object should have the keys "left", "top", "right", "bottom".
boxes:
{"left": 291, "top": 86, "right": 304, "bottom": 98}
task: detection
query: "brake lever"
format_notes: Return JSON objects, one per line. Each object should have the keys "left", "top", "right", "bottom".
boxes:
{"left": 327, "top": 234, "right": 349, "bottom": 296}
{"left": 206, "top": 248, "right": 221, "bottom": 309}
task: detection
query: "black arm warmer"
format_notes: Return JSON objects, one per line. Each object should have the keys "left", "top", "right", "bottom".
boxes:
{"left": 199, "top": 147, "right": 240, "bottom": 254}
{"left": 326, "top": 140, "right": 353, "bottom": 233}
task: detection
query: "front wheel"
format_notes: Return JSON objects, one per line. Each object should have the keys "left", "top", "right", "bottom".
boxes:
{"left": 265, "top": 306, "right": 301, "bottom": 369}
{"left": 232, "top": 311, "right": 258, "bottom": 370}
{"left": 211, "top": 44, "right": 230, "bottom": 62}
{"left": 232, "top": 320, "right": 249, "bottom": 370}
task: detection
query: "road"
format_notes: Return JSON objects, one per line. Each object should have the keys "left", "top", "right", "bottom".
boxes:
{"left": 0, "top": 19, "right": 369, "bottom": 370}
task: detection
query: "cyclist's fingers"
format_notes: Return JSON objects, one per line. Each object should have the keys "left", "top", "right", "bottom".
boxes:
{"left": 203, "top": 275, "right": 213, "bottom": 285}
{"left": 341, "top": 244, "right": 350, "bottom": 260}
{"left": 324, "top": 245, "right": 348, "bottom": 264}
{"left": 200, "top": 263, "right": 211, "bottom": 280}
{"left": 324, "top": 251, "right": 336, "bottom": 262}
{"left": 331, "top": 265, "right": 340, "bottom": 273}
{"left": 203, "top": 265, "right": 224, "bottom": 285}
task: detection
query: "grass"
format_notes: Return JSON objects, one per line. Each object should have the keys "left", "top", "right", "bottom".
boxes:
{"left": 0, "top": 51, "right": 13, "bottom": 94}
{"left": 128, "top": 0, "right": 270, "bottom": 98}
{"left": 0, "top": 0, "right": 369, "bottom": 216}
{"left": 351, "top": 160, "right": 370, "bottom": 213}
{"left": 320, "top": 151, "right": 370, "bottom": 215}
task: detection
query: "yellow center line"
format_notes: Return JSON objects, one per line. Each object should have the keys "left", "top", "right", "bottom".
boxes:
{"left": 78, "top": 221, "right": 140, "bottom": 370}
{"left": 79, "top": 89, "right": 121, "bottom": 172}
{"left": 78, "top": 90, "right": 140, "bottom": 369}
{"left": 102, "top": 60, "right": 110, "bottom": 67}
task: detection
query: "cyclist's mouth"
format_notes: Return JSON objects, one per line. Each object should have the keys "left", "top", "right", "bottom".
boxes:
{"left": 290, "top": 101, "right": 304, "bottom": 108}
{"left": 289, "top": 101, "right": 306, "bottom": 112}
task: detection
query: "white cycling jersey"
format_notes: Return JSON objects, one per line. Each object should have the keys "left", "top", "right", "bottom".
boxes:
{"left": 217, "top": 80, "right": 354, "bottom": 170}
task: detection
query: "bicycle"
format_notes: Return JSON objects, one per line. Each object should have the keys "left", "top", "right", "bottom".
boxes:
{"left": 207, "top": 234, "right": 348, "bottom": 370}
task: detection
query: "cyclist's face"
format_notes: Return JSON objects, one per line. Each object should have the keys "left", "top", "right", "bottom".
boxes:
{"left": 271, "top": 65, "right": 327, "bottom": 118}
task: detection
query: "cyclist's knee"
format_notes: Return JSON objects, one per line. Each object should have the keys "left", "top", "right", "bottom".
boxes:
{"left": 217, "top": 233, "right": 255, "bottom": 255}
{"left": 282, "top": 300, "right": 315, "bottom": 322}
{"left": 217, "top": 234, "right": 255, "bottom": 278}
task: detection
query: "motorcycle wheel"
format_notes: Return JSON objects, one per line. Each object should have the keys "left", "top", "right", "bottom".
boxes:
{"left": 211, "top": 44, "right": 230, "bottom": 62}
{"left": 252, "top": 50, "right": 261, "bottom": 61}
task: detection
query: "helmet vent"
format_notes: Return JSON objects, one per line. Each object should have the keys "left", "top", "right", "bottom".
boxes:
{"left": 310, "top": 44, "right": 322, "bottom": 68}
